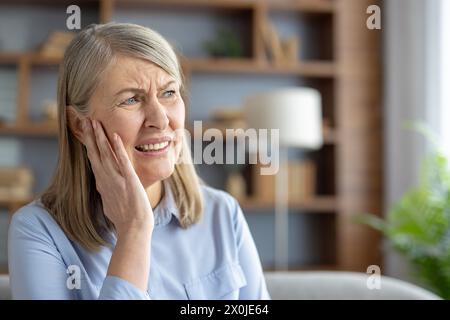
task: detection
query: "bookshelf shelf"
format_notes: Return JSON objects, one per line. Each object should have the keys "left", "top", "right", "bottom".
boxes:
{"left": 113, "top": 0, "right": 335, "bottom": 13}
{"left": 0, "top": 122, "right": 58, "bottom": 136}
{"left": 187, "top": 123, "right": 339, "bottom": 145}
{"left": 239, "top": 196, "right": 338, "bottom": 212}
{"left": 184, "top": 58, "right": 336, "bottom": 78}
{"left": 28, "top": 54, "right": 63, "bottom": 66}
{"left": 0, "top": 52, "right": 22, "bottom": 64}
{"left": 0, "top": 0, "right": 336, "bottom": 13}
{"left": 0, "top": 53, "right": 62, "bottom": 66}
{"left": 115, "top": 0, "right": 255, "bottom": 10}
{"left": 1, "top": 54, "right": 336, "bottom": 78}
{"left": 268, "top": 1, "right": 335, "bottom": 13}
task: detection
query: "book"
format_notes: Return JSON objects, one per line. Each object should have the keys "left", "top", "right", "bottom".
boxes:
{"left": 251, "top": 160, "right": 317, "bottom": 204}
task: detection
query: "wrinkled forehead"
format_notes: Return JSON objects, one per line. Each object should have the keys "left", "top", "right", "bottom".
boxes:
{"left": 97, "top": 55, "right": 178, "bottom": 94}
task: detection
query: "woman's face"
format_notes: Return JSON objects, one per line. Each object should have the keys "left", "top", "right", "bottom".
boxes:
{"left": 88, "top": 55, "right": 185, "bottom": 187}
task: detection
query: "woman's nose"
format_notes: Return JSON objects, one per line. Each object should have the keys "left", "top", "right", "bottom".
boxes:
{"left": 143, "top": 98, "right": 169, "bottom": 130}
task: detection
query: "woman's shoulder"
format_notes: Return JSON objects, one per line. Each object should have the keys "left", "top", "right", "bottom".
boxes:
{"left": 199, "top": 184, "right": 243, "bottom": 221}
{"left": 200, "top": 184, "right": 239, "bottom": 207}
{"left": 9, "top": 199, "right": 60, "bottom": 237}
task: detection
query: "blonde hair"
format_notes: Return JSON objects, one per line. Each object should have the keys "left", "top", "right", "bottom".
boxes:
{"left": 41, "top": 23, "right": 203, "bottom": 251}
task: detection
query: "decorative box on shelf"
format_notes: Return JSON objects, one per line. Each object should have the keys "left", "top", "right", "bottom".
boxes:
{"left": 0, "top": 167, "right": 34, "bottom": 204}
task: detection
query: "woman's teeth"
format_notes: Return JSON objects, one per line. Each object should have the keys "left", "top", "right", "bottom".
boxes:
{"left": 136, "top": 141, "right": 169, "bottom": 152}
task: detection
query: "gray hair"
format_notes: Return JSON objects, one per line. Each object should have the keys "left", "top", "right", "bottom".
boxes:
{"left": 64, "top": 22, "right": 183, "bottom": 112}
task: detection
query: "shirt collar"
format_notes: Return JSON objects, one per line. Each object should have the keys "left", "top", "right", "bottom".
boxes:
{"left": 153, "top": 179, "right": 180, "bottom": 227}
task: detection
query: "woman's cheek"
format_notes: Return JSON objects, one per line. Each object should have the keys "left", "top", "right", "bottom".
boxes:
{"left": 170, "top": 97, "right": 185, "bottom": 125}
{"left": 108, "top": 112, "right": 140, "bottom": 143}
{"left": 173, "top": 130, "right": 184, "bottom": 164}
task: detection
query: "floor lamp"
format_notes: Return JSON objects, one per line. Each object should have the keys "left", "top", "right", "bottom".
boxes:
{"left": 244, "top": 88, "right": 323, "bottom": 271}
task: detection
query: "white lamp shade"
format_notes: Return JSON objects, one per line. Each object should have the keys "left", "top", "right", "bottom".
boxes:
{"left": 244, "top": 87, "right": 323, "bottom": 149}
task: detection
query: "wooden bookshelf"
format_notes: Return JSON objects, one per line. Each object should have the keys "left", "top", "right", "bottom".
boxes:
{"left": 0, "top": 0, "right": 382, "bottom": 272}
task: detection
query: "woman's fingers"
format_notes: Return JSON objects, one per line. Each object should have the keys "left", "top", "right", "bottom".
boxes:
{"left": 83, "top": 118, "right": 102, "bottom": 171}
{"left": 113, "top": 133, "right": 139, "bottom": 180}
{"left": 91, "top": 119, "right": 121, "bottom": 175}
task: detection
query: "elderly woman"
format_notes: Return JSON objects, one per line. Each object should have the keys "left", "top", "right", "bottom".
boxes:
{"left": 8, "top": 23, "right": 269, "bottom": 300}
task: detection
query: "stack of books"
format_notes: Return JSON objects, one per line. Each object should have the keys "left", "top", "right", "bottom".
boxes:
{"left": 0, "top": 167, "right": 34, "bottom": 201}
{"left": 251, "top": 159, "right": 317, "bottom": 204}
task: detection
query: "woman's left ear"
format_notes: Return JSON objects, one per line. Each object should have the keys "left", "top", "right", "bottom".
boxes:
{"left": 66, "top": 106, "right": 86, "bottom": 144}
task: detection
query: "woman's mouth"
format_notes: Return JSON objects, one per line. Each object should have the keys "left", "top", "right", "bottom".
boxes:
{"left": 134, "top": 141, "right": 171, "bottom": 157}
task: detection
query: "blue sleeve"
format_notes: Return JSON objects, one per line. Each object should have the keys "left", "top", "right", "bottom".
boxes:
{"left": 8, "top": 211, "right": 150, "bottom": 300}
{"left": 99, "top": 276, "right": 150, "bottom": 300}
{"left": 231, "top": 198, "right": 271, "bottom": 300}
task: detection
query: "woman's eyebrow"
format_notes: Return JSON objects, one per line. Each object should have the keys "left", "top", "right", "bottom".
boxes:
{"left": 158, "top": 80, "right": 177, "bottom": 90}
{"left": 113, "top": 80, "right": 178, "bottom": 97}
{"left": 113, "top": 87, "right": 146, "bottom": 97}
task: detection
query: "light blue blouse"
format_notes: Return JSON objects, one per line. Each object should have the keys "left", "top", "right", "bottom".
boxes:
{"left": 8, "top": 182, "right": 270, "bottom": 300}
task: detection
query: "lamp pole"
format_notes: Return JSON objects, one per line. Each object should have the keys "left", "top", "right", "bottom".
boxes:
{"left": 244, "top": 87, "right": 323, "bottom": 272}
{"left": 275, "top": 146, "right": 289, "bottom": 271}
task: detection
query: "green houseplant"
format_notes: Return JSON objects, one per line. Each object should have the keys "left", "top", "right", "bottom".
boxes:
{"left": 360, "top": 125, "right": 450, "bottom": 299}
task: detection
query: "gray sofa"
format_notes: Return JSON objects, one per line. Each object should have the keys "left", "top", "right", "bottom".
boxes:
{"left": 0, "top": 272, "right": 441, "bottom": 300}
{"left": 263, "top": 271, "right": 441, "bottom": 300}
{"left": 0, "top": 275, "right": 9, "bottom": 300}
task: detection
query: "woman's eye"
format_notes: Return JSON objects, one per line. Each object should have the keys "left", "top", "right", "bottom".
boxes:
{"left": 121, "top": 96, "right": 139, "bottom": 106}
{"left": 163, "top": 90, "right": 176, "bottom": 98}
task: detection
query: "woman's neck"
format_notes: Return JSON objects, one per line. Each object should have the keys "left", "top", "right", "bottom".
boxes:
{"left": 146, "top": 180, "right": 163, "bottom": 209}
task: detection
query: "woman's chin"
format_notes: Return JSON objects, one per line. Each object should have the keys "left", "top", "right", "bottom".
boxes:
{"left": 137, "top": 164, "right": 175, "bottom": 186}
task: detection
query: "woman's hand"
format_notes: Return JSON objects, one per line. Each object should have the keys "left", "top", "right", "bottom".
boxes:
{"left": 83, "top": 118, "right": 154, "bottom": 236}
{"left": 83, "top": 118, "right": 153, "bottom": 291}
